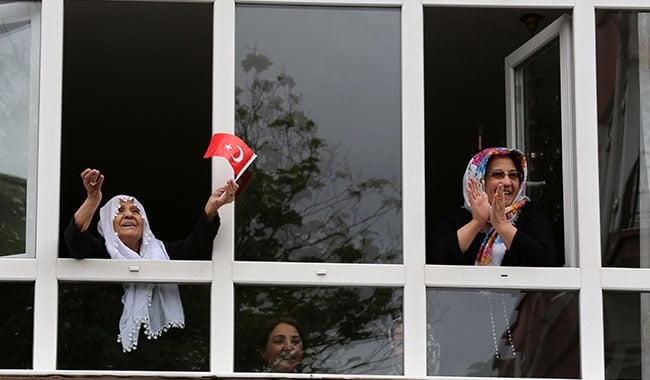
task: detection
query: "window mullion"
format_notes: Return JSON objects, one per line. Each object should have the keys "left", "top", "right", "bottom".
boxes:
{"left": 573, "top": 1, "right": 606, "bottom": 379}
{"left": 33, "top": 0, "right": 64, "bottom": 371}
{"left": 401, "top": 0, "right": 427, "bottom": 377}
{"left": 212, "top": 0, "right": 237, "bottom": 374}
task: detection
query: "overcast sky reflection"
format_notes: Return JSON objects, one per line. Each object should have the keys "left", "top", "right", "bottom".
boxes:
{"left": 235, "top": 5, "right": 401, "bottom": 183}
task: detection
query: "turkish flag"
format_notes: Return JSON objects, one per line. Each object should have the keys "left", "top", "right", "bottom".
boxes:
{"left": 203, "top": 133, "right": 257, "bottom": 180}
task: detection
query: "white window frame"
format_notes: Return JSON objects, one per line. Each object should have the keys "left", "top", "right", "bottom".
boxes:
{"left": 0, "top": 0, "right": 649, "bottom": 379}
{"left": 504, "top": 14, "right": 577, "bottom": 268}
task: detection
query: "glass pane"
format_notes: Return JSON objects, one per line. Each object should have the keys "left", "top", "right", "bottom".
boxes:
{"left": 57, "top": 283, "right": 210, "bottom": 371}
{"left": 604, "top": 291, "right": 650, "bottom": 379}
{"left": 597, "top": 11, "right": 650, "bottom": 268}
{"left": 234, "top": 5, "right": 402, "bottom": 263}
{"left": 0, "top": 282, "right": 33, "bottom": 369}
{"left": 0, "top": 1, "right": 40, "bottom": 258}
{"left": 518, "top": 39, "right": 566, "bottom": 265}
{"left": 423, "top": 8, "right": 568, "bottom": 267}
{"left": 235, "top": 285, "right": 403, "bottom": 375}
{"left": 60, "top": 1, "right": 213, "bottom": 259}
{"left": 427, "top": 288, "right": 580, "bottom": 377}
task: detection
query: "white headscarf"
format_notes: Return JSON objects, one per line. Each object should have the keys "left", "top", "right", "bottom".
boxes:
{"left": 98, "top": 195, "right": 185, "bottom": 352}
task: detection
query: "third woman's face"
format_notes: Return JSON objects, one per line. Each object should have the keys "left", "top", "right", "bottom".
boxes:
{"left": 484, "top": 156, "right": 521, "bottom": 207}
{"left": 260, "top": 322, "right": 304, "bottom": 373}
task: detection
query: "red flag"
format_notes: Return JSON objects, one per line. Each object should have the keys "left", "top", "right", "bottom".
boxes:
{"left": 203, "top": 133, "right": 257, "bottom": 180}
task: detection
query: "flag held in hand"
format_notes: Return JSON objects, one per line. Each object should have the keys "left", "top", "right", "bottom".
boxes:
{"left": 203, "top": 133, "right": 257, "bottom": 180}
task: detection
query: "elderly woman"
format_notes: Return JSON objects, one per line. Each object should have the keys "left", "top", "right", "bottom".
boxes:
{"left": 428, "top": 147, "right": 556, "bottom": 266}
{"left": 257, "top": 317, "right": 305, "bottom": 373}
{"left": 64, "top": 168, "right": 238, "bottom": 351}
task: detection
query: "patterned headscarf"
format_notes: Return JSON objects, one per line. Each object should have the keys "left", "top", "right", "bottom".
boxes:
{"left": 98, "top": 195, "right": 185, "bottom": 352}
{"left": 462, "top": 147, "right": 529, "bottom": 266}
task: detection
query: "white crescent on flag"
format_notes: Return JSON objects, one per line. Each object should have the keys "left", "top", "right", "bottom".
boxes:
{"left": 231, "top": 146, "right": 244, "bottom": 163}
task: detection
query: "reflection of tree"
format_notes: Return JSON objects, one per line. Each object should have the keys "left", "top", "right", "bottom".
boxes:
{"left": 232, "top": 52, "right": 402, "bottom": 374}
{"left": 234, "top": 51, "right": 401, "bottom": 263}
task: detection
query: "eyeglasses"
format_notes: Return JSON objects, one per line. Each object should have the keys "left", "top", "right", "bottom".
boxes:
{"left": 485, "top": 170, "right": 523, "bottom": 181}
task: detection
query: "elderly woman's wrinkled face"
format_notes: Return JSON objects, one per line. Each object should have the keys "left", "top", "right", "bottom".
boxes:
{"left": 260, "top": 322, "right": 304, "bottom": 373}
{"left": 112, "top": 199, "right": 144, "bottom": 251}
{"left": 485, "top": 156, "right": 521, "bottom": 207}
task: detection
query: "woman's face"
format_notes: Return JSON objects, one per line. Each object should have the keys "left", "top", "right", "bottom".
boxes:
{"left": 260, "top": 322, "right": 304, "bottom": 373}
{"left": 484, "top": 156, "right": 521, "bottom": 207}
{"left": 112, "top": 199, "right": 144, "bottom": 251}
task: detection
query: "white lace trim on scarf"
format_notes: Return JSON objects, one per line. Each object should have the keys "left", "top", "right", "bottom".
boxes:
{"left": 98, "top": 195, "right": 185, "bottom": 352}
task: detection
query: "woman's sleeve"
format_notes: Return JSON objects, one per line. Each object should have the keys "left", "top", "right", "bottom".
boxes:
{"left": 427, "top": 208, "right": 478, "bottom": 265}
{"left": 64, "top": 218, "right": 110, "bottom": 259}
{"left": 506, "top": 203, "right": 557, "bottom": 267}
{"left": 165, "top": 212, "right": 221, "bottom": 260}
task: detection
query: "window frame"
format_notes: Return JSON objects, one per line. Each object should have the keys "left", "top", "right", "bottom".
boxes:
{"left": 0, "top": 0, "right": 648, "bottom": 378}
{"left": 504, "top": 13, "right": 577, "bottom": 267}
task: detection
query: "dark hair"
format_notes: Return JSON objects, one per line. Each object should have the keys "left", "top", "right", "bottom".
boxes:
{"left": 258, "top": 316, "right": 305, "bottom": 351}
{"left": 486, "top": 151, "right": 525, "bottom": 178}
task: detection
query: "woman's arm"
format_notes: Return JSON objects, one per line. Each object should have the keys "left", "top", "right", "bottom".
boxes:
{"left": 457, "top": 178, "right": 490, "bottom": 252}
{"left": 428, "top": 207, "right": 481, "bottom": 265}
{"left": 64, "top": 168, "right": 110, "bottom": 259}
{"left": 204, "top": 178, "right": 238, "bottom": 222}
{"left": 64, "top": 217, "right": 110, "bottom": 259}
{"left": 73, "top": 168, "right": 104, "bottom": 232}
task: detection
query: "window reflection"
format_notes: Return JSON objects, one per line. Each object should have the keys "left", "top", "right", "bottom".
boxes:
{"left": 57, "top": 283, "right": 210, "bottom": 371}
{"left": 604, "top": 291, "right": 650, "bottom": 380}
{"left": 0, "top": 282, "right": 33, "bottom": 369}
{"left": 234, "top": 285, "right": 403, "bottom": 375}
{"left": 234, "top": 5, "right": 402, "bottom": 263}
{"left": 426, "top": 288, "right": 580, "bottom": 377}
{"left": 597, "top": 11, "right": 650, "bottom": 268}
{"left": 519, "top": 39, "right": 566, "bottom": 266}
{"left": 0, "top": 1, "right": 40, "bottom": 258}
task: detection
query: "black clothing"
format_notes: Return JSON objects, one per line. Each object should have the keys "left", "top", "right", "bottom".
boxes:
{"left": 427, "top": 201, "right": 556, "bottom": 266}
{"left": 64, "top": 212, "right": 220, "bottom": 260}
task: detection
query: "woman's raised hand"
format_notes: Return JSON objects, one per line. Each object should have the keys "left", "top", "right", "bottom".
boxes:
{"left": 490, "top": 183, "right": 508, "bottom": 228}
{"left": 73, "top": 168, "right": 104, "bottom": 233}
{"left": 467, "top": 177, "right": 490, "bottom": 224}
{"left": 81, "top": 168, "right": 104, "bottom": 199}
{"left": 204, "top": 178, "right": 239, "bottom": 221}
